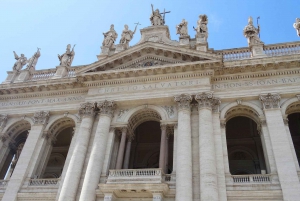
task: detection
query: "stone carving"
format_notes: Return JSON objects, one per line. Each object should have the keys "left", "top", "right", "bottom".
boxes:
{"left": 176, "top": 19, "right": 189, "bottom": 38}
{"left": 119, "top": 24, "right": 138, "bottom": 46}
{"left": 12, "top": 51, "right": 27, "bottom": 71}
{"left": 195, "top": 92, "right": 221, "bottom": 112}
{"left": 259, "top": 93, "right": 281, "bottom": 109}
{"left": 293, "top": 18, "right": 300, "bottom": 37}
{"left": 33, "top": 111, "right": 50, "bottom": 125}
{"left": 0, "top": 114, "right": 8, "bottom": 128}
{"left": 26, "top": 48, "right": 41, "bottom": 71}
{"left": 150, "top": 4, "right": 164, "bottom": 26}
{"left": 194, "top": 15, "right": 208, "bottom": 38}
{"left": 174, "top": 94, "right": 192, "bottom": 110}
{"left": 118, "top": 109, "right": 129, "bottom": 119}
{"left": 58, "top": 44, "right": 75, "bottom": 66}
{"left": 103, "top": 24, "right": 118, "bottom": 49}
{"left": 79, "top": 102, "right": 96, "bottom": 117}
{"left": 97, "top": 100, "right": 117, "bottom": 117}
{"left": 243, "top": 16, "right": 263, "bottom": 46}
{"left": 162, "top": 106, "right": 175, "bottom": 117}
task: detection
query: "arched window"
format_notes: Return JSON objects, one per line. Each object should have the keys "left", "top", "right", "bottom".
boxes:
{"left": 287, "top": 113, "right": 300, "bottom": 166}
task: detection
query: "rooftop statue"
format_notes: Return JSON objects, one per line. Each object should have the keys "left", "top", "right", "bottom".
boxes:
{"left": 26, "top": 48, "right": 41, "bottom": 71}
{"left": 293, "top": 18, "right": 300, "bottom": 37}
{"left": 102, "top": 24, "right": 118, "bottom": 49}
{"left": 150, "top": 4, "right": 164, "bottom": 26}
{"left": 176, "top": 19, "right": 189, "bottom": 38}
{"left": 119, "top": 24, "right": 138, "bottom": 46}
{"left": 243, "top": 16, "right": 263, "bottom": 46}
{"left": 12, "top": 51, "right": 27, "bottom": 71}
{"left": 58, "top": 44, "right": 75, "bottom": 67}
{"left": 194, "top": 15, "right": 208, "bottom": 37}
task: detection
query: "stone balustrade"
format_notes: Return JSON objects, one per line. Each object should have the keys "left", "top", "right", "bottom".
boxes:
{"left": 264, "top": 42, "right": 300, "bottom": 57}
{"left": 107, "top": 168, "right": 163, "bottom": 184}
{"left": 29, "top": 178, "right": 60, "bottom": 186}
{"left": 216, "top": 48, "right": 251, "bottom": 61}
{"left": 231, "top": 174, "right": 272, "bottom": 183}
{"left": 28, "top": 68, "right": 76, "bottom": 81}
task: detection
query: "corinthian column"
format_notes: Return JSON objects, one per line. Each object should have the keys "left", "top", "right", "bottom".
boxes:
{"left": 79, "top": 100, "right": 116, "bottom": 201}
{"left": 116, "top": 127, "right": 127, "bottom": 169}
{"left": 259, "top": 93, "right": 300, "bottom": 201}
{"left": 174, "top": 94, "right": 193, "bottom": 201}
{"left": 58, "top": 102, "right": 96, "bottom": 201}
{"left": 195, "top": 92, "right": 219, "bottom": 201}
{"left": 2, "top": 111, "right": 49, "bottom": 201}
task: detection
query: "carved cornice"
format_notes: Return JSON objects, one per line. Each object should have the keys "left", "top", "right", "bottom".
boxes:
{"left": 174, "top": 94, "right": 192, "bottom": 111}
{"left": 97, "top": 100, "right": 117, "bottom": 117}
{"left": 78, "top": 102, "right": 96, "bottom": 118}
{"left": 195, "top": 92, "right": 221, "bottom": 112}
{"left": 33, "top": 111, "right": 50, "bottom": 125}
{"left": 259, "top": 93, "right": 281, "bottom": 109}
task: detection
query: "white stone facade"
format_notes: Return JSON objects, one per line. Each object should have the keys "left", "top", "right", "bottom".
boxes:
{"left": 1, "top": 14, "right": 300, "bottom": 201}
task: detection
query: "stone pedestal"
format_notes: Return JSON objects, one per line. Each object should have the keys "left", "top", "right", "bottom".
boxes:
{"left": 196, "top": 33, "right": 208, "bottom": 52}
{"left": 174, "top": 94, "right": 193, "bottom": 201}
{"left": 58, "top": 103, "right": 95, "bottom": 201}
{"left": 179, "top": 36, "right": 190, "bottom": 46}
{"left": 250, "top": 44, "right": 267, "bottom": 58}
{"left": 52, "top": 66, "right": 68, "bottom": 79}
{"left": 115, "top": 44, "right": 128, "bottom": 53}
{"left": 14, "top": 70, "right": 30, "bottom": 83}
{"left": 97, "top": 46, "right": 110, "bottom": 60}
{"left": 2, "top": 71, "right": 18, "bottom": 84}
{"left": 79, "top": 100, "right": 116, "bottom": 201}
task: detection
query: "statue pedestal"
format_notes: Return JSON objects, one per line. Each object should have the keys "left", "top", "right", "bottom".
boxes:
{"left": 179, "top": 36, "right": 190, "bottom": 46}
{"left": 14, "top": 70, "right": 30, "bottom": 83}
{"left": 195, "top": 33, "right": 208, "bottom": 52}
{"left": 52, "top": 66, "right": 68, "bottom": 79}
{"left": 250, "top": 44, "right": 267, "bottom": 58}
{"left": 97, "top": 46, "right": 110, "bottom": 60}
{"left": 2, "top": 71, "right": 18, "bottom": 84}
{"left": 115, "top": 44, "right": 129, "bottom": 53}
{"left": 137, "top": 25, "right": 175, "bottom": 45}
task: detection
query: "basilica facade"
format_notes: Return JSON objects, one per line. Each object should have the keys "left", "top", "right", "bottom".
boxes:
{"left": 1, "top": 9, "right": 300, "bottom": 201}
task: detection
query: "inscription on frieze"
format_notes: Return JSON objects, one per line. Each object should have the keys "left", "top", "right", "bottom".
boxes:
{"left": 213, "top": 76, "right": 300, "bottom": 90}
{"left": 0, "top": 95, "right": 85, "bottom": 108}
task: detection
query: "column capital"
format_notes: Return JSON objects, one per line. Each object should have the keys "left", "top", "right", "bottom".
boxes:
{"left": 283, "top": 117, "right": 289, "bottom": 125}
{"left": 195, "top": 92, "right": 221, "bottom": 112}
{"left": 259, "top": 93, "right": 281, "bottom": 109}
{"left": 97, "top": 100, "right": 117, "bottom": 117}
{"left": 220, "top": 119, "right": 226, "bottom": 128}
{"left": 79, "top": 102, "right": 96, "bottom": 118}
{"left": 33, "top": 111, "right": 50, "bottom": 125}
{"left": 174, "top": 94, "right": 192, "bottom": 111}
{"left": 160, "top": 123, "right": 167, "bottom": 131}
{"left": 42, "top": 130, "right": 57, "bottom": 145}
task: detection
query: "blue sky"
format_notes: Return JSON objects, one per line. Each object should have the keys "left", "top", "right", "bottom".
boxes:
{"left": 0, "top": 0, "right": 299, "bottom": 82}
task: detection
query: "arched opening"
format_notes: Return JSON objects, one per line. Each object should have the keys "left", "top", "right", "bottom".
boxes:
{"left": 111, "top": 109, "right": 174, "bottom": 173}
{"left": 38, "top": 118, "right": 75, "bottom": 178}
{"left": 41, "top": 127, "right": 73, "bottom": 178}
{"left": 226, "top": 116, "right": 267, "bottom": 175}
{"left": 0, "top": 120, "right": 30, "bottom": 179}
{"left": 287, "top": 113, "right": 300, "bottom": 166}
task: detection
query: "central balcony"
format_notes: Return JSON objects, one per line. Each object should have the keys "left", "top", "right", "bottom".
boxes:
{"left": 107, "top": 168, "right": 164, "bottom": 184}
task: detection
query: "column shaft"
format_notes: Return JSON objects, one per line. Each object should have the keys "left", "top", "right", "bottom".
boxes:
{"left": 79, "top": 115, "right": 112, "bottom": 201}
{"left": 199, "top": 108, "right": 218, "bottom": 201}
{"left": 159, "top": 125, "right": 167, "bottom": 170}
{"left": 165, "top": 135, "right": 169, "bottom": 173}
{"left": 123, "top": 139, "right": 132, "bottom": 169}
{"left": 58, "top": 116, "right": 94, "bottom": 201}
{"left": 264, "top": 109, "right": 300, "bottom": 200}
{"left": 115, "top": 127, "right": 127, "bottom": 169}
{"left": 172, "top": 125, "right": 177, "bottom": 173}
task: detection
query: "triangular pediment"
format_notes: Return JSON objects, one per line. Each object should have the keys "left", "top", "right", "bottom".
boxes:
{"left": 76, "top": 42, "right": 222, "bottom": 75}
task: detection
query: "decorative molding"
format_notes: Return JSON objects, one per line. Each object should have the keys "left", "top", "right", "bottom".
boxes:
{"left": 117, "top": 109, "right": 129, "bottom": 119}
{"left": 174, "top": 94, "right": 192, "bottom": 111}
{"left": 33, "top": 111, "right": 50, "bottom": 125}
{"left": 78, "top": 102, "right": 96, "bottom": 118}
{"left": 97, "top": 100, "right": 117, "bottom": 117}
{"left": 259, "top": 93, "right": 281, "bottom": 109}
{"left": 195, "top": 92, "right": 221, "bottom": 112}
